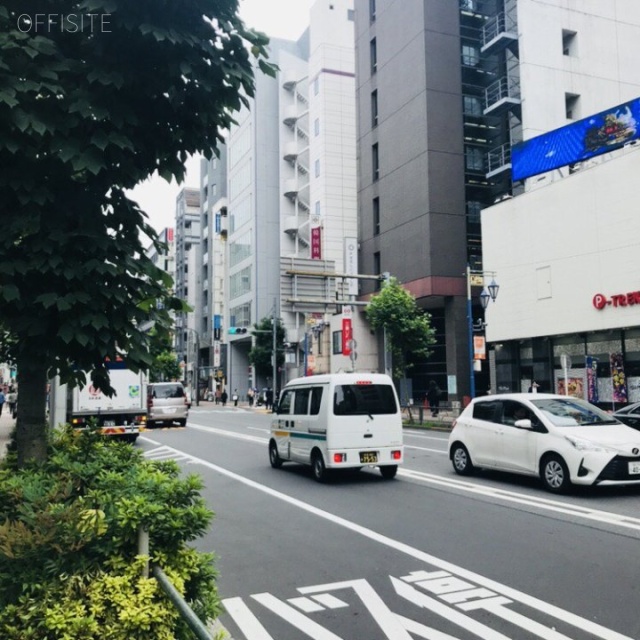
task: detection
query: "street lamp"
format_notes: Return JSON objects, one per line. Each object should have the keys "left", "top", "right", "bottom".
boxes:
{"left": 466, "top": 265, "right": 499, "bottom": 399}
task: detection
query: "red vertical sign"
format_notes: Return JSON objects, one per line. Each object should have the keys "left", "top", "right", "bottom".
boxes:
{"left": 311, "top": 227, "right": 322, "bottom": 259}
{"left": 342, "top": 319, "right": 352, "bottom": 355}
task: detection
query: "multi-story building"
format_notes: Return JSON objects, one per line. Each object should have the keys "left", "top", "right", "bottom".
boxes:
{"left": 174, "top": 187, "right": 201, "bottom": 382}
{"left": 199, "top": 149, "right": 228, "bottom": 397}
{"left": 354, "top": 0, "right": 640, "bottom": 402}
{"left": 222, "top": 0, "right": 358, "bottom": 395}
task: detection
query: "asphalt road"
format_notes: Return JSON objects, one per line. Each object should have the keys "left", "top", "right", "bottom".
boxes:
{"left": 137, "top": 406, "right": 640, "bottom": 640}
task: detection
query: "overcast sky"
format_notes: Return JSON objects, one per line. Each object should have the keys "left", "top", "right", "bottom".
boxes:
{"left": 130, "top": 0, "right": 314, "bottom": 234}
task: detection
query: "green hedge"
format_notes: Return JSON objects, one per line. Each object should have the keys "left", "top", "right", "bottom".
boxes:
{"left": 0, "top": 425, "right": 220, "bottom": 639}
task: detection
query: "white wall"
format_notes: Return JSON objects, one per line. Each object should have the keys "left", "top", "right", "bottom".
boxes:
{"left": 518, "top": 0, "right": 640, "bottom": 140}
{"left": 483, "top": 145, "right": 640, "bottom": 342}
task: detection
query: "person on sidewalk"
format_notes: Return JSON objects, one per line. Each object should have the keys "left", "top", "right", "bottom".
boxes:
{"left": 0, "top": 389, "right": 5, "bottom": 417}
{"left": 220, "top": 390, "right": 228, "bottom": 407}
{"left": 6, "top": 388, "right": 17, "bottom": 419}
{"left": 426, "top": 380, "right": 441, "bottom": 418}
{"left": 247, "top": 387, "right": 254, "bottom": 407}
{"left": 232, "top": 389, "right": 239, "bottom": 407}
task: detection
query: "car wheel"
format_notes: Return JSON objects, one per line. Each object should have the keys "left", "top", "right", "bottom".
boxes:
{"left": 451, "top": 443, "right": 474, "bottom": 476}
{"left": 541, "top": 454, "right": 571, "bottom": 493}
{"left": 178, "top": 419, "right": 187, "bottom": 427}
{"left": 311, "top": 451, "right": 328, "bottom": 483}
{"left": 269, "top": 441, "right": 283, "bottom": 469}
{"left": 380, "top": 465, "right": 398, "bottom": 480}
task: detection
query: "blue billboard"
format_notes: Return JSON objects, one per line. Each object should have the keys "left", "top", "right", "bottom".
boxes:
{"left": 511, "top": 97, "right": 640, "bottom": 182}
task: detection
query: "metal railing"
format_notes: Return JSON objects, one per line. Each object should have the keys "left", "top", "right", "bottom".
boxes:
{"left": 484, "top": 76, "right": 520, "bottom": 111}
{"left": 482, "top": 11, "right": 517, "bottom": 48}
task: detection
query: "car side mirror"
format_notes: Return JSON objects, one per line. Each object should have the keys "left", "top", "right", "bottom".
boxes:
{"left": 514, "top": 418, "right": 533, "bottom": 429}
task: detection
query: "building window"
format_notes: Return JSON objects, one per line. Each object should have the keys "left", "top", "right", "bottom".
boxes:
{"left": 373, "top": 197, "right": 380, "bottom": 236}
{"left": 371, "top": 90, "right": 378, "bottom": 128}
{"left": 463, "top": 95, "right": 483, "bottom": 116}
{"left": 332, "top": 331, "right": 343, "bottom": 354}
{"left": 565, "top": 92, "right": 580, "bottom": 120}
{"left": 314, "top": 77, "right": 319, "bottom": 95}
{"left": 373, "top": 252, "right": 381, "bottom": 290}
{"left": 348, "top": 8, "right": 354, "bottom": 21}
{"left": 562, "top": 29, "right": 577, "bottom": 56}
{"left": 461, "top": 44, "right": 479, "bottom": 67}
{"left": 372, "top": 143, "right": 379, "bottom": 181}
{"left": 315, "top": 200, "right": 321, "bottom": 216}
{"left": 314, "top": 117, "right": 320, "bottom": 136}
{"left": 369, "top": 0, "right": 376, "bottom": 22}
{"left": 315, "top": 159, "right": 320, "bottom": 177}
{"left": 466, "top": 201, "right": 482, "bottom": 225}
{"left": 370, "top": 38, "right": 377, "bottom": 75}
{"left": 465, "top": 146, "right": 484, "bottom": 172}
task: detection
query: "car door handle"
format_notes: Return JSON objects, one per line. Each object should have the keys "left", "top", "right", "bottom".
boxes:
{"left": 364, "top": 434, "right": 373, "bottom": 438}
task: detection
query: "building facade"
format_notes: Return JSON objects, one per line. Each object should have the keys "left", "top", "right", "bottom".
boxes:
{"left": 354, "top": 0, "right": 640, "bottom": 402}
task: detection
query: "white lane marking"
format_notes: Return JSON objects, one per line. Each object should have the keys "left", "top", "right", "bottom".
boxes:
{"left": 391, "top": 578, "right": 511, "bottom": 640}
{"left": 405, "top": 445, "right": 448, "bottom": 454}
{"left": 404, "top": 431, "right": 450, "bottom": 440}
{"left": 154, "top": 441, "right": 632, "bottom": 640}
{"left": 311, "top": 593, "right": 348, "bottom": 609}
{"left": 288, "top": 596, "right": 325, "bottom": 613}
{"left": 248, "top": 426, "right": 270, "bottom": 433}
{"left": 399, "top": 468, "right": 640, "bottom": 532}
{"left": 252, "top": 593, "right": 343, "bottom": 639}
{"left": 165, "top": 426, "right": 640, "bottom": 534}
{"left": 224, "top": 597, "right": 275, "bottom": 640}
{"left": 395, "top": 614, "right": 462, "bottom": 640}
{"left": 299, "top": 579, "right": 413, "bottom": 639}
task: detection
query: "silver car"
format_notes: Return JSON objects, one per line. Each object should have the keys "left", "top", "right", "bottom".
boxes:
{"left": 147, "top": 382, "right": 189, "bottom": 427}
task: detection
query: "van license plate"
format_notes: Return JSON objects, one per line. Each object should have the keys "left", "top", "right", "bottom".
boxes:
{"left": 629, "top": 461, "right": 640, "bottom": 475}
{"left": 360, "top": 452, "right": 378, "bottom": 463}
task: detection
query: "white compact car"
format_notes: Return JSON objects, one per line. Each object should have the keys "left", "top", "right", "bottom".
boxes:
{"left": 448, "top": 393, "right": 640, "bottom": 493}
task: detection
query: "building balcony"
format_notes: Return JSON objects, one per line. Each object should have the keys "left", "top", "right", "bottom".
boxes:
{"left": 282, "top": 71, "right": 299, "bottom": 91}
{"left": 283, "top": 141, "right": 299, "bottom": 163}
{"left": 484, "top": 76, "right": 521, "bottom": 117}
{"left": 481, "top": 12, "right": 518, "bottom": 55}
{"left": 283, "top": 179, "right": 299, "bottom": 200}
{"left": 283, "top": 215, "right": 299, "bottom": 236}
{"left": 486, "top": 143, "right": 512, "bottom": 178}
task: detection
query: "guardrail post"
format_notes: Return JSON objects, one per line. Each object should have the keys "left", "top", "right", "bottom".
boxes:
{"left": 138, "top": 527, "right": 149, "bottom": 578}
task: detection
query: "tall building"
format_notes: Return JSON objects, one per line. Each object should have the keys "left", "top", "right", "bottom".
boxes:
{"left": 174, "top": 187, "right": 201, "bottom": 377}
{"left": 354, "top": 0, "right": 640, "bottom": 401}
{"left": 222, "top": 0, "right": 357, "bottom": 394}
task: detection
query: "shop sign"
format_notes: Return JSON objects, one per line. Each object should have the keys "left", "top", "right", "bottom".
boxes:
{"left": 593, "top": 291, "right": 640, "bottom": 310}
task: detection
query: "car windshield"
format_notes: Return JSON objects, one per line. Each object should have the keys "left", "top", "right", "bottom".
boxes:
{"left": 531, "top": 398, "right": 619, "bottom": 427}
{"left": 333, "top": 384, "right": 397, "bottom": 415}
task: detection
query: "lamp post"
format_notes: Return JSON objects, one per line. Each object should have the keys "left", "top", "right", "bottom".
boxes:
{"left": 466, "top": 265, "right": 499, "bottom": 399}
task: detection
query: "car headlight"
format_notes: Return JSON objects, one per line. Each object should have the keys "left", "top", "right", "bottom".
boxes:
{"left": 564, "top": 435, "right": 617, "bottom": 454}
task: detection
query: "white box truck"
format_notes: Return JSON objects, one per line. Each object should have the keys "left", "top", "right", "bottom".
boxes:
{"left": 50, "top": 359, "right": 147, "bottom": 443}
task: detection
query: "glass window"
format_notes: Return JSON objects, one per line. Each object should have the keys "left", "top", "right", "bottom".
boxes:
{"left": 315, "top": 159, "right": 320, "bottom": 177}
{"left": 310, "top": 388, "right": 323, "bottom": 415}
{"left": 531, "top": 398, "right": 617, "bottom": 427}
{"left": 277, "top": 390, "right": 293, "bottom": 415}
{"left": 372, "top": 143, "right": 379, "bottom": 181}
{"left": 370, "top": 38, "right": 377, "bottom": 74}
{"left": 314, "top": 118, "right": 320, "bottom": 136}
{"left": 465, "top": 146, "right": 484, "bottom": 172}
{"left": 369, "top": 0, "right": 376, "bottom": 22}
{"left": 371, "top": 90, "right": 378, "bottom": 127}
{"left": 333, "top": 384, "right": 397, "bottom": 415}
{"left": 373, "top": 197, "right": 380, "bottom": 236}
{"left": 472, "top": 400, "right": 499, "bottom": 422}
{"left": 500, "top": 401, "right": 539, "bottom": 427}
{"left": 463, "top": 95, "right": 483, "bottom": 116}
{"left": 293, "top": 388, "right": 310, "bottom": 415}
{"left": 332, "top": 331, "right": 342, "bottom": 354}
{"left": 461, "top": 44, "right": 479, "bottom": 67}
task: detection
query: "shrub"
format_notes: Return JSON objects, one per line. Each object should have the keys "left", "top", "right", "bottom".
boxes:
{"left": 0, "top": 425, "right": 220, "bottom": 639}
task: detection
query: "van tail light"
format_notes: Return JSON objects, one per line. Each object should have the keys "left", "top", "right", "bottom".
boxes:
{"left": 334, "top": 453, "right": 346, "bottom": 463}
{"left": 391, "top": 450, "right": 402, "bottom": 460}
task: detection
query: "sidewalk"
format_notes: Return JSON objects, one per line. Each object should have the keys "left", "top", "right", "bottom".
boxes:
{"left": 0, "top": 409, "right": 15, "bottom": 461}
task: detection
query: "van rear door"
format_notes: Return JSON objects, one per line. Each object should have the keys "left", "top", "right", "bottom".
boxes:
{"left": 329, "top": 382, "right": 401, "bottom": 450}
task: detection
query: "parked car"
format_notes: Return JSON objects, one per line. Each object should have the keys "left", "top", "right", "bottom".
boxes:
{"left": 147, "top": 382, "right": 189, "bottom": 427}
{"left": 448, "top": 393, "right": 640, "bottom": 493}
{"left": 612, "top": 402, "right": 640, "bottom": 430}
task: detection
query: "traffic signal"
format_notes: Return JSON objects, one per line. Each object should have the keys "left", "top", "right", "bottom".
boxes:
{"left": 228, "top": 327, "right": 248, "bottom": 335}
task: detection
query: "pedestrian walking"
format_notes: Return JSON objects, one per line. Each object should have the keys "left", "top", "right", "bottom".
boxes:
{"left": 6, "top": 388, "right": 17, "bottom": 418}
{"left": 0, "top": 389, "right": 5, "bottom": 417}
{"left": 528, "top": 381, "right": 539, "bottom": 393}
{"left": 232, "top": 389, "right": 239, "bottom": 407}
{"left": 215, "top": 388, "right": 221, "bottom": 405}
{"left": 247, "top": 387, "right": 254, "bottom": 407}
{"left": 220, "top": 390, "right": 228, "bottom": 407}
{"left": 265, "top": 387, "right": 274, "bottom": 411}
{"left": 426, "top": 380, "right": 441, "bottom": 417}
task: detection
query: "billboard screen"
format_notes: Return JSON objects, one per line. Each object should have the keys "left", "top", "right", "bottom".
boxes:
{"left": 511, "top": 97, "right": 640, "bottom": 182}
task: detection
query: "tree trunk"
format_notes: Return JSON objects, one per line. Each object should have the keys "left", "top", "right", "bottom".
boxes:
{"left": 15, "top": 354, "right": 49, "bottom": 467}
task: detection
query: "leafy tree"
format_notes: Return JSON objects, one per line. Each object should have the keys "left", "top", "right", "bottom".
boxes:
{"left": 0, "top": 2, "right": 274, "bottom": 465}
{"left": 365, "top": 277, "right": 436, "bottom": 379}
{"left": 147, "top": 329, "right": 181, "bottom": 382}
{"left": 248, "top": 317, "right": 286, "bottom": 380}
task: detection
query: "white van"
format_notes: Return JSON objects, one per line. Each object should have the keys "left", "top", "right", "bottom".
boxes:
{"left": 269, "top": 373, "right": 403, "bottom": 482}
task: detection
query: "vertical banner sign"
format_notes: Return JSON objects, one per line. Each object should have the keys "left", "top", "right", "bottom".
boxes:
{"left": 344, "top": 237, "right": 358, "bottom": 295}
{"left": 213, "top": 341, "right": 221, "bottom": 367}
{"left": 473, "top": 336, "right": 486, "bottom": 360}
{"left": 311, "top": 227, "right": 322, "bottom": 259}
{"left": 586, "top": 356, "right": 598, "bottom": 403}
{"left": 342, "top": 305, "right": 353, "bottom": 356}
{"left": 610, "top": 353, "right": 628, "bottom": 403}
